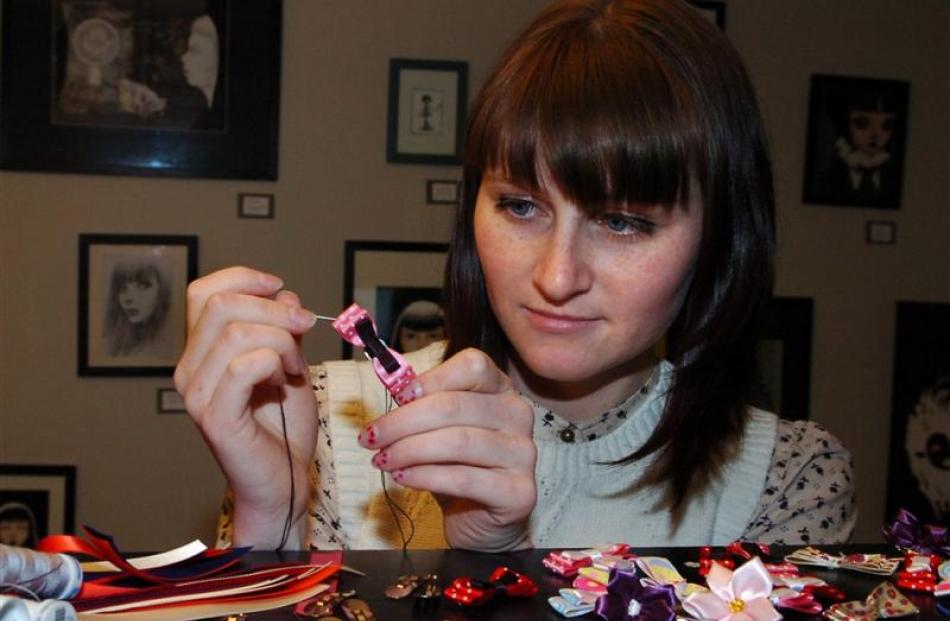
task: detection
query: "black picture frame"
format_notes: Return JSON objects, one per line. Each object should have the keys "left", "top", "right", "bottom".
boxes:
{"left": 886, "top": 302, "right": 950, "bottom": 526}
{"left": 751, "top": 296, "right": 814, "bottom": 421}
{"left": 78, "top": 233, "right": 198, "bottom": 376}
{"left": 802, "top": 74, "right": 910, "bottom": 209}
{"left": 0, "top": 464, "right": 76, "bottom": 547}
{"left": 386, "top": 58, "right": 468, "bottom": 165}
{"left": 0, "top": 1, "right": 282, "bottom": 179}
{"left": 342, "top": 240, "right": 449, "bottom": 359}
{"left": 688, "top": 1, "right": 726, "bottom": 30}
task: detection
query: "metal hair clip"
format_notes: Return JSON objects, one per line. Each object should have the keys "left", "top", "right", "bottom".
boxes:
{"left": 331, "top": 304, "right": 420, "bottom": 405}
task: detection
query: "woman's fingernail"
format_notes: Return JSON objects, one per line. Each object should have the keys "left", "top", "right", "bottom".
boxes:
{"left": 393, "top": 469, "right": 406, "bottom": 483}
{"left": 372, "top": 451, "right": 388, "bottom": 468}
{"left": 394, "top": 380, "right": 423, "bottom": 405}
{"left": 261, "top": 273, "right": 284, "bottom": 289}
{"left": 363, "top": 425, "right": 378, "bottom": 447}
{"left": 293, "top": 309, "right": 318, "bottom": 329}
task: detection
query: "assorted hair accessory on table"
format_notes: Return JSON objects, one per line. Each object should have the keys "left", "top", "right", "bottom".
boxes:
{"left": 541, "top": 515, "right": 950, "bottom": 621}
{"left": 443, "top": 566, "right": 538, "bottom": 606}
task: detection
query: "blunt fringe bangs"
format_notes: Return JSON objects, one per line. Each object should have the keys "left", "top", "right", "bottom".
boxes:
{"left": 444, "top": 0, "right": 776, "bottom": 515}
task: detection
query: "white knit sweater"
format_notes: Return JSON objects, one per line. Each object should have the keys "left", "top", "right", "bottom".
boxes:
{"left": 314, "top": 343, "right": 777, "bottom": 549}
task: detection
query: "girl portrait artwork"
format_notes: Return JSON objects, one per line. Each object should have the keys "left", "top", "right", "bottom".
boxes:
{"left": 103, "top": 257, "right": 173, "bottom": 358}
{"left": 803, "top": 74, "right": 910, "bottom": 209}
{"left": 82, "top": 235, "right": 195, "bottom": 374}
{"left": 177, "top": 0, "right": 857, "bottom": 552}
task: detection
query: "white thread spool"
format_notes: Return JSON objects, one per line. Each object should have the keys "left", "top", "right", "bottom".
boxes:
{"left": 0, "top": 595, "right": 77, "bottom": 621}
{"left": 0, "top": 545, "right": 82, "bottom": 600}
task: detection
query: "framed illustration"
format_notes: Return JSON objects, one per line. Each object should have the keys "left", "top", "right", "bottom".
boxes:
{"left": 386, "top": 58, "right": 468, "bottom": 165}
{"left": 688, "top": 1, "right": 726, "bottom": 30}
{"left": 751, "top": 296, "right": 813, "bottom": 421}
{"left": 886, "top": 302, "right": 950, "bottom": 526}
{"left": 802, "top": 74, "right": 910, "bottom": 209}
{"left": 0, "top": 465, "right": 76, "bottom": 547}
{"left": 0, "top": 1, "right": 282, "bottom": 179}
{"left": 342, "top": 240, "right": 449, "bottom": 359}
{"left": 78, "top": 234, "right": 198, "bottom": 376}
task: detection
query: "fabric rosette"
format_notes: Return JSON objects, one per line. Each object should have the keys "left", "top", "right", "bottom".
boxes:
{"left": 682, "top": 557, "right": 782, "bottom": 621}
{"left": 595, "top": 568, "right": 677, "bottom": 621}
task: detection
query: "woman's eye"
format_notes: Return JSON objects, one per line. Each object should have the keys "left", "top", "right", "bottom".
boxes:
{"left": 599, "top": 213, "right": 656, "bottom": 237}
{"left": 498, "top": 197, "right": 536, "bottom": 218}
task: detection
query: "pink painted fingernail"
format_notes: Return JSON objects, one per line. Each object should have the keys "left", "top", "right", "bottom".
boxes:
{"left": 393, "top": 469, "right": 406, "bottom": 482}
{"left": 364, "top": 425, "right": 378, "bottom": 446}
{"left": 371, "top": 450, "right": 389, "bottom": 468}
{"left": 394, "top": 380, "right": 424, "bottom": 406}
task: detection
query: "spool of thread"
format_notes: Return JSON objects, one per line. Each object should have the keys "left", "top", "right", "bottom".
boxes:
{"left": 0, "top": 595, "right": 78, "bottom": 621}
{"left": 0, "top": 545, "right": 82, "bottom": 600}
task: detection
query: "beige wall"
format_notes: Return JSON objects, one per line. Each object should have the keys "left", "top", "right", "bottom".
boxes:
{"left": 1, "top": 1, "right": 948, "bottom": 549}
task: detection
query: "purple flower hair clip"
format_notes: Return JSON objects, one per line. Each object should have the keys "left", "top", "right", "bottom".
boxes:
{"left": 595, "top": 568, "right": 677, "bottom": 621}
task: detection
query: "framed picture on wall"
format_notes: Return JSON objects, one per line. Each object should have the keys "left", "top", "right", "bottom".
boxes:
{"left": 342, "top": 240, "right": 449, "bottom": 359}
{"left": 78, "top": 234, "right": 198, "bottom": 376}
{"left": 0, "top": 465, "right": 76, "bottom": 547}
{"left": 386, "top": 58, "right": 468, "bottom": 165}
{"left": 802, "top": 74, "right": 910, "bottom": 209}
{"left": 886, "top": 302, "right": 950, "bottom": 526}
{"left": 0, "top": 1, "right": 282, "bottom": 179}
{"left": 751, "top": 297, "right": 813, "bottom": 421}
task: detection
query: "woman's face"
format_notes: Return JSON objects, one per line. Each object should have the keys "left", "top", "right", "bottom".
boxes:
{"left": 849, "top": 109, "right": 895, "bottom": 157}
{"left": 181, "top": 20, "right": 219, "bottom": 92}
{"left": 474, "top": 170, "right": 703, "bottom": 386}
{"left": 0, "top": 518, "right": 30, "bottom": 546}
{"left": 118, "top": 272, "right": 160, "bottom": 324}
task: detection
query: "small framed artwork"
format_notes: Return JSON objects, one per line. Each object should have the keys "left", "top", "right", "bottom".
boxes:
{"left": 78, "top": 234, "right": 198, "bottom": 376}
{"left": 342, "top": 240, "right": 449, "bottom": 359}
{"left": 237, "top": 193, "right": 275, "bottom": 219}
{"left": 751, "top": 297, "right": 813, "bottom": 421}
{"left": 386, "top": 58, "right": 468, "bottom": 165}
{"left": 688, "top": 1, "right": 726, "bottom": 30}
{"left": 0, "top": 464, "right": 76, "bottom": 547}
{"left": 157, "top": 387, "right": 187, "bottom": 414}
{"left": 0, "top": 1, "right": 282, "bottom": 179}
{"left": 886, "top": 302, "right": 950, "bottom": 526}
{"left": 802, "top": 74, "right": 910, "bottom": 209}
{"left": 426, "top": 180, "right": 461, "bottom": 205}
{"left": 866, "top": 220, "right": 897, "bottom": 244}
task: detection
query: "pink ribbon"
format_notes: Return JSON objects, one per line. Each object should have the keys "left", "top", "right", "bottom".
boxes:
{"left": 682, "top": 557, "right": 781, "bottom": 621}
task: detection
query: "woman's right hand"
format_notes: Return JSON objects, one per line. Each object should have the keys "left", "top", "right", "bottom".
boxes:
{"left": 174, "top": 267, "right": 319, "bottom": 549}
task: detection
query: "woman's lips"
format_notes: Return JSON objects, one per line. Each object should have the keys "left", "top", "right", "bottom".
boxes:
{"left": 524, "top": 307, "right": 599, "bottom": 333}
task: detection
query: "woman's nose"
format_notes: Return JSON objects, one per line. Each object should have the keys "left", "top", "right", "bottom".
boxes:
{"left": 531, "top": 231, "right": 593, "bottom": 303}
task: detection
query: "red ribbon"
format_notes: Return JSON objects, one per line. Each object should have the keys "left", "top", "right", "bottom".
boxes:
{"left": 443, "top": 566, "right": 538, "bottom": 606}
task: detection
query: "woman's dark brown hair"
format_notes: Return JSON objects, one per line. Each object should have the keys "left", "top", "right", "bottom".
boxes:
{"left": 443, "top": 0, "right": 775, "bottom": 513}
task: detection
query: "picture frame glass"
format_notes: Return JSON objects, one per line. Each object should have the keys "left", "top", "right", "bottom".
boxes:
{"left": 397, "top": 69, "right": 459, "bottom": 157}
{"left": 80, "top": 235, "right": 197, "bottom": 375}
{"left": 344, "top": 241, "right": 448, "bottom": 358}
{"left": 802, "top": 74, "right": 910, "bottom": 209}
{"left": 1, "top": 1, "right": 282, "bottom": 179}
{"left": 0, "top": 466, "right": 76, "bottom": 547}
{"left": 387, "top": 59, "right": 467, "bottom": 165}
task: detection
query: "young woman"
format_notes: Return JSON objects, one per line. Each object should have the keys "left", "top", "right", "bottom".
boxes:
{"left": 176, "top": 0, "right": 855, "bottom": 552}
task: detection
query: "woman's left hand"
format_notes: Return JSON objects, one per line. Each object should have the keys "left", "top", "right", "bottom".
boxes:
{"left": 357, "top": 348, "right": 537, "bottom": 552}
